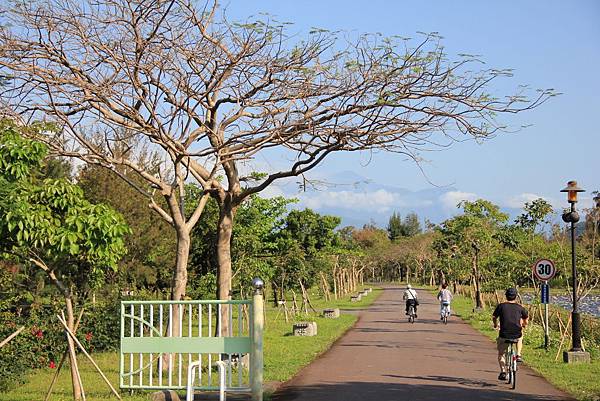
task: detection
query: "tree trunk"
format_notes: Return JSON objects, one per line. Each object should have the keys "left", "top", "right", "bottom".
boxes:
{"left": 473, "top": 253, "right": 483, "bottom": 309}
{"left": 171, "top": 227, "right": 190, "bottom": 302}
{"left": 38, "top": 264, "right": 82, "bottom": 401}
{"left": 160, "top": 225, "right": 191, "bottom": 370}
{"left": 332, "top": 266, "right": 338, "bottom": 299}
{"left": 271, "top": 281, "right": 279, "bottom": 307}
{"left": 216, "top": 201, "right": 237, "bottom": 336}
{"left": 291, "top": 289, "right": 298, "bottom": 316}
{"left": 65, "top": 296, "right": 82, "bottom": 401}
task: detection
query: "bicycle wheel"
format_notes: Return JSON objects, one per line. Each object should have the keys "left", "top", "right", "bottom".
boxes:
{"left": 511, "top": 349, "right": 517, "bottom": 390}
{"left": 505, "top": 349, "right": 512, "bottom": 384}
{"left": 408, "top": 306, "right": 415, "bottom": 323}
{"left": 443, "top": 312, "right": 448, "bottom": 324}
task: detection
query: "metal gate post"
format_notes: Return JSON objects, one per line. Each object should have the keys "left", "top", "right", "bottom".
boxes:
{"left": 251, "top": 278, "right": 264, "bottom": 401}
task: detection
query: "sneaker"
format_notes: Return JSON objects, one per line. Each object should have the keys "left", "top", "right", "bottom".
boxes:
{"left": 516, "top": 355, "right": 523, "bottom": 363}
{"left": 498, "top": 372, "right": 507, "bottom": 381}
{"left": 414, "top": 314, "right": 418, "bottom": 318}
{"left": 440, "top": 317, "right": 444, "bottom": 321}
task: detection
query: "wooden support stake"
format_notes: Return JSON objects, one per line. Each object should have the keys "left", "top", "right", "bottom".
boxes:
{"left": 61, "top": 311, "right": 85, "bottom": 401}
{"left": 0, "top": 326, "right": 25, "bottom": 348}
{"left": 555, "top": 314, "right": 572, "bottom": 362}
{"left": 45, "top": 308, "right": 85, "bottom": 401}
{"left": 57, "top": 315, "right": 122, "bottom": 400}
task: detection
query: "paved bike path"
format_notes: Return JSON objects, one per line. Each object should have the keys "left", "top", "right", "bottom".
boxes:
{"left": 271, "top": 285, "right": 574, "bottom": 401}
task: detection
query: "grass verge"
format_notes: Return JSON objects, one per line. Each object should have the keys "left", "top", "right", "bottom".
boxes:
{"left": 451, "top": 295, "right": 600, "bottom": 401}
{"left": 0, "top": 286, "right": 381, "bottom": 401}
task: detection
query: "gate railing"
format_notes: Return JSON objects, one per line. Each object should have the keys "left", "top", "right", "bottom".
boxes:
{"left": 120, "top": 298, "right": 261, "bottom": 398}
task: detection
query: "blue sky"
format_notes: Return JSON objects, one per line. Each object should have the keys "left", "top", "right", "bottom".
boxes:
{"left": 226, "top": 1, "right": 599, "bottom": 224}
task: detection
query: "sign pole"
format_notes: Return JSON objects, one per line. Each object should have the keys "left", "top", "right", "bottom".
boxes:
{"left": 544, "top": 280, "right": 549, "bottom": 349}
{"left": 533, "top": 259, "right": 556, "bottom": 351}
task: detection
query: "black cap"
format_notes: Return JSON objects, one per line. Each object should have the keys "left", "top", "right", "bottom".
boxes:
{"left": 505, "top": 288, "right": 518, "bottom": 299}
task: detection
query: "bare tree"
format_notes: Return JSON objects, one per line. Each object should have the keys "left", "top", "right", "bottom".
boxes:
{"left": 0, "top": 0, "right": 555, "bottom": 332}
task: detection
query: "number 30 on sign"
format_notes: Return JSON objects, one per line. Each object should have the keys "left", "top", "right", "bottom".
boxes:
{"left": 532, "top": 259, "right": 556, "bottom": 281}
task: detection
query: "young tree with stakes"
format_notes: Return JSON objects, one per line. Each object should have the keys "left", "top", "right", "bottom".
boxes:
{"left": 0, "top": 121, "right": 129, "bottom": 401}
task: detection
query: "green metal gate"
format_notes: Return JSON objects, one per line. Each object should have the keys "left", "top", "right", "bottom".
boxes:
{"left": 120, "top": 295, "right": 263, "bottom": 400}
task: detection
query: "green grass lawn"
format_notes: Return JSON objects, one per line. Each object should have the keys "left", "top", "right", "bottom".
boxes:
{"left": 451, "top": 295, "right": 600, "bottom": 401}
{"left": 0, "top": 286, "right": 381, "bottom": 401}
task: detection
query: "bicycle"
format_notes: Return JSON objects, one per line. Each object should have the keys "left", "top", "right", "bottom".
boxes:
{"left": 441, "top": 302, "right": 450, "bottom": 325}
{"left": 503, "top": 339, "right": 518, "bottom": 390}
{"left": 407, "top": 304, "right": 416, "bottom": 323}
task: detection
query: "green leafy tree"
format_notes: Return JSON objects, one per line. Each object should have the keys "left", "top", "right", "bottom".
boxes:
{"left": 273, "top": 209, "right": 342, "bottom": 304}
{"left": 436, "top": 199, "right": 508, "bottom": 308}
{"left": 509, "top": 198, "right": 555, "bottom": 286}
{"left": 78, "top": 163, "right": 176, "bottom": 293}
{"left": 189, "top": 193, "right": 293, "bottom": 298}
{"left": 279, "top": 209, "right": 342, "bottom": 256}
{"left": 402, "top": 212, "right": 422, "bottom": 237}
{"left": 515, "top": 198, "right": 554, "bottom": 233}
{"left": 230, "top": 195, "right": 292, "bottom": 298}
{"left": 387, "top": 212, "right": 403, "bottom": 241}
{"left": 0, "top": 120, "right": 129, "bottom": 401}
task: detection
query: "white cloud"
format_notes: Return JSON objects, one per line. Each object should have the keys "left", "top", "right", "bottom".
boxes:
{"left": 439, "top": 191, "right": 478, "bottom": 211}
{"left": 298, "top": 189, "right": 405, "bottom": 212}
{"left": 505, "top": 193, "right": 546, "bottom": 209}
{"left": 503, "top": 193, "right": 564, "bottom": 210}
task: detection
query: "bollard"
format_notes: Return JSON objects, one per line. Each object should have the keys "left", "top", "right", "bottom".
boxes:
{"left": 251, "top": 278, "right": 264, "bottom": 401}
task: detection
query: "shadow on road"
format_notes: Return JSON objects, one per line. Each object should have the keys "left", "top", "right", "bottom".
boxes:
{"left": 271, "top": 381, "right": 571, "bottom": 401}
{"left": 384, "top": 374, "right": 496, "bottom": 388}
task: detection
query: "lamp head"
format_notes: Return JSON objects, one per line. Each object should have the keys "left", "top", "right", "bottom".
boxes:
{"left": 252, "top": 277, "right": 264, "bottom": 292}
{"left": 560, "top": 180, "right": 585, "bottom": 203}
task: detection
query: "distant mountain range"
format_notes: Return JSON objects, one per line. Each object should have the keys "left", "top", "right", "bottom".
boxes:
{"left": 270, "top": 170, "right": 541, "bottom": 229}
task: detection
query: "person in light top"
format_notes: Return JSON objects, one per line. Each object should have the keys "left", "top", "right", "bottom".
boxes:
{"left": 403, "top": 284, "right": 418, "bottom": 317}
{"left": 437, "top": 283, "right": 453, "bottom": 320}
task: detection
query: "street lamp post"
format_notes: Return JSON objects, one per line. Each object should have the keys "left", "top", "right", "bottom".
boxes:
{"left": 560, "top": 181, "right": 590, "bottom": 363}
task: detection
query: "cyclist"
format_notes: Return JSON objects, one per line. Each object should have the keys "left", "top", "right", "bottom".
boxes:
{"left": 403, "top": 284, "right": 418, "bottom": 318}
{"left": 437, "top": 283, "right": 453, "bottom": 320}
{"left": 492, "top": 287, "right": 528, "bottom": 381}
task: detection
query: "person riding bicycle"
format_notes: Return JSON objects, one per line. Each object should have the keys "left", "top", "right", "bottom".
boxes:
{"left": 437, "top": 283, "right": 453, "bottom": 320}
{"left": 403, "top": 284, "right": 418, "bottom": 318}
{"left": 493, "top": 287, "right": 528, "bottom": 381}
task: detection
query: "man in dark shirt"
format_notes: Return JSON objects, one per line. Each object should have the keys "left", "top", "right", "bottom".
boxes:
{"left": 492, "top": 287, "right": 528, "bottom": 381}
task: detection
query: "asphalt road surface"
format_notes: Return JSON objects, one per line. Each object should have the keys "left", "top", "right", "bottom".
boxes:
{"left": 271, "top": 285, "right": 574, "bottom": 401}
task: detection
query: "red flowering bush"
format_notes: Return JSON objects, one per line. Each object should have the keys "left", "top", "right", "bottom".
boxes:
{"left": 0, "top": 305, "right": 63, "bottom": 391}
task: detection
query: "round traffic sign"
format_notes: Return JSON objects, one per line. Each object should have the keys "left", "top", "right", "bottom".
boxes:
{"left": 532, "top": 259, "right": 556, "bottom": 281}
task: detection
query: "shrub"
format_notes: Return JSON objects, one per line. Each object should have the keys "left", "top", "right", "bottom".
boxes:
{"left": 0, "top": 303, "right": 63, "bottom": 391}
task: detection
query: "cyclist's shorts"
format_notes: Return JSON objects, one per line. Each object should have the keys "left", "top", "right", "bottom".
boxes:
{"left": 441, "top": 302, "right": 450, "bottom": 306}
{"left": 496, "top": 336, "right": 522, "bottom": 353}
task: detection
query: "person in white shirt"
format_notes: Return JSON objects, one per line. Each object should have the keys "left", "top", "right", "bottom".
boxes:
{"left": 403, "top": 284, "right": 418, "bottom": 317}
{"left": 437, "top": 283, "right": 453, "bottom": 320}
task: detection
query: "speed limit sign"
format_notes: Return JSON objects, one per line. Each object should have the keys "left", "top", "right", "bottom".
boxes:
{"left": 533, "top": 259, "right": 556, "bottom": 281}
